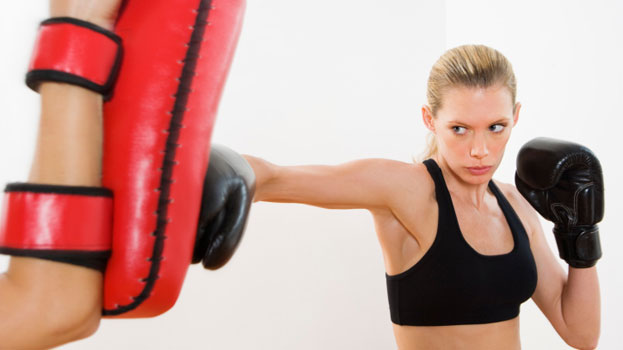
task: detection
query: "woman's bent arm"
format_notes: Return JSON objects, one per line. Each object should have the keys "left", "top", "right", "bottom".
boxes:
{"left": 529, "top": 220, "right": 600, "bottom": 350}
{"left": 507, "top": 185, "right": 600, "bottom": 350}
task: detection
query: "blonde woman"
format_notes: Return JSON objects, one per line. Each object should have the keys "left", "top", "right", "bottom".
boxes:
{"left": 241, "top": 45, "right": 602, "bottom": 349}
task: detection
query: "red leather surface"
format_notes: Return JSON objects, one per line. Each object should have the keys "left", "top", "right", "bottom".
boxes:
{"left": 0, "top": 191, "right": 112, "bottom": 250}
{"left": 29, "top": 22, "right": 119, "bottom": 86}
{"left": 102, "top": 0, "right": 246, "bottom": 317}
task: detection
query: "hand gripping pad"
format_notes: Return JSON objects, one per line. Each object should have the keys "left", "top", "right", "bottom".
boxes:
{"left": 102, "top": 0, "right": 246, "bottom": 317}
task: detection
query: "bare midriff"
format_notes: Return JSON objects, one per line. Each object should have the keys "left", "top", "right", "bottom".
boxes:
{"left": 392, "top": 317, "right": 521, "bottom": 350}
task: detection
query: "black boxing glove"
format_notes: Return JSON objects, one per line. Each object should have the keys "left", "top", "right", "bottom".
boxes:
{"left": 515, "top": 137, "right": 604, "bottom": 268}
{"left": 192, "top": 145, "right": 255, "bottom": 269}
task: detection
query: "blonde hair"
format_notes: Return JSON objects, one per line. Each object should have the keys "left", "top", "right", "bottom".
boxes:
{"left": 418, "top": 44, "right": 517, "bottom": 161}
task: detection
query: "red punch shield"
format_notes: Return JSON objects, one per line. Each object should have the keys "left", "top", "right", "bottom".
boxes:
{"left": 102, "top": 0, "right": 245, "bottom": 317}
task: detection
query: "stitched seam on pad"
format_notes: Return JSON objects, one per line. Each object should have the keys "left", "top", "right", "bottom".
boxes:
{"left": 102, "top": 0, "right": 212, "bottom": 316}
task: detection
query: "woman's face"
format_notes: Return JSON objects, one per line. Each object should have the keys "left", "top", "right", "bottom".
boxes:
{"left": 423, "top": 84, "right": 520, "bottom": 185}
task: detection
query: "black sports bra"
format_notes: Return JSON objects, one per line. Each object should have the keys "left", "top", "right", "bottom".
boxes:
{"left": 385, "top": 159, "right": 537, "bottom": 326}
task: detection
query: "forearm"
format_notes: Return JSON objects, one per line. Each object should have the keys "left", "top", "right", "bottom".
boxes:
{"left": 27, "top": 0, "right": 116, "bottom": 186}
{"left": 0, "top": 1, "right": 120, "bottom": 346}
{"left": 243, "top": 154, "right": 279, "bottom": 202}
{"left": 0, "top": 83, "right": 105, "bottom": 346}
{"left": 243, "top": 157, "right": 334, "bottom": 206}
{"left": 28, "top": 83, "right": 103, "bottom": 186}
{"left": 560, "top": 266, "right": 601, "bottom": 349}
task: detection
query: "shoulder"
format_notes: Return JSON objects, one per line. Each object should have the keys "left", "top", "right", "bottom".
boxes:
{"left": 492, "top": 179, "right": 541, "bottom": 241}
{"left": 492, "top": 180, "right": 523, "bottom": 205}
{"left": 349, "top": 158, "right": 434, "bottom": 205}
{"left": 350, "top": 158, "right": 431, "bottom": 185}
{"left": 351, "top": 158, "right": 421, "bottom": 172}
{"left": 373, "top": 159, "right": 432, "bottom": 188}
{"left": 379, "top": 160, "right": 435, "bottom": 211}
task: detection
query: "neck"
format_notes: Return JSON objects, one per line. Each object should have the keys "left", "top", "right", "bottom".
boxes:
{"left": 433, "top": 156, "right": 491, "bottom": 210}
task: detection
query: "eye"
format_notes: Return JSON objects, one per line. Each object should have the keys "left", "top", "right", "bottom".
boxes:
{"left": 489, "top": 124, "right": 505, "bottom": 133}
{"left": 452, "top": 126, "right": 467, "bottom": 135}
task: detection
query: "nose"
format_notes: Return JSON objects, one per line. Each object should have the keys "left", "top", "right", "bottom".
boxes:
{"left": 470, "top": 133, "right": 489, "bottom": 159}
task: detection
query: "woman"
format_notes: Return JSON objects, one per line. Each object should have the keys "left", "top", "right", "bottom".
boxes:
{"left": 244, "top": 45, "right": 600, "bottom": 349}
{"left": 0, "top": 0, "right": 122, "bottom": 348}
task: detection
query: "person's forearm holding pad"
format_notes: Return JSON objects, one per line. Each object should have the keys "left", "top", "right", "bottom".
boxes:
{"left": 0, "top": 1, "right": 122, "bottom": 348}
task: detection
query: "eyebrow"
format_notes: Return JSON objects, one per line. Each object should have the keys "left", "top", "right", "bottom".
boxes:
{"left": 447, "top": 118, "right": 510, "bottom": 126}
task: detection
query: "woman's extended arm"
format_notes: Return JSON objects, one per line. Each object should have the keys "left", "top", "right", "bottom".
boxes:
{"left": 0, "top": 1, "right": 121, "bottom": 348}
{"left": 244, "top": 155, "right": 410, "bottom": 210}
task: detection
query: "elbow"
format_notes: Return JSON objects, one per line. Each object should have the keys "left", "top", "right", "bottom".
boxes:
{"left": 563, "top": 332, "right": 600, "bottom": 350}
{"left": 1, "top": 259, "right": 104, "bottom": 348}
{"left": 31, "top": 278, "right": 103, "bottom": 347}
{"left": 47, "top": 305, "right": 101, "bottom": 343}
{"left": 39, "top": 282, "right": 103, "bottom": 345}
{"left": 568, "top": 342, "right": 598, "bottom": 350}
{"left": 6, "top": 296, "right": 102, "bottom": 349}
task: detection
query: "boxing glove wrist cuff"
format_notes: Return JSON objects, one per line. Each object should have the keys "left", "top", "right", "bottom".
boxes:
{"left": 553, "top": 225, "right": 602, "bottom": 268}
{"left": 26, "top": 17, "right": 122, "bottom": 99}
{"left": 0, "top": 182, "right": 113, "bottom": 271}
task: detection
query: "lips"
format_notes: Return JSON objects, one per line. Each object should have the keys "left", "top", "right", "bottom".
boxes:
{"left": 467, "top": 166, "right": 492, "bottom": 175}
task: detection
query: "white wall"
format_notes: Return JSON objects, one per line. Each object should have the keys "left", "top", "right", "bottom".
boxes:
{"left": 1, "top": 1, "right": 620, "bottom": 349}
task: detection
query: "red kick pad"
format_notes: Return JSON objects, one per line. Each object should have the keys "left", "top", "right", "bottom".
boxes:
{"left": 102, "top": 0, "right": 246, "bottom": 317}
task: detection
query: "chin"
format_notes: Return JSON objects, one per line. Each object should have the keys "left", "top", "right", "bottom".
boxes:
{"left": 462, "top": 165, "right": 496, "bottom": 185}
{"left": 459, "top": 174, "right": 489, "bottom": 186}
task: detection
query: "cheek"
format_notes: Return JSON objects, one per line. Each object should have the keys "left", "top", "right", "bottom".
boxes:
{"left": 492, "top": 131, "right": 512, "bottom": 147}
{"left": 438, "top": 134, "right": 467, "bottom": 155}
{"left": 488, "top": 134, "right": 512, "bottom": 157}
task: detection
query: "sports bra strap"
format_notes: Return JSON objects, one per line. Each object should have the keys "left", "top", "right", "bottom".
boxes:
{"left": 423, "top": 159, "right": 451, "bottom": 207}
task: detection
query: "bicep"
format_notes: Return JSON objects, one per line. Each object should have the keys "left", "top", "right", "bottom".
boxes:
{"left": 260, "top": 158, "right": 405, "bottom": 210}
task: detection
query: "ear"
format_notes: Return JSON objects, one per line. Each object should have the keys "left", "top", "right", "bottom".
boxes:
{"left": 422, "top": 105, "right": 436, "bottom": 132}
{"left": 512, "top": 102, "right": 521, "bottom": 127}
